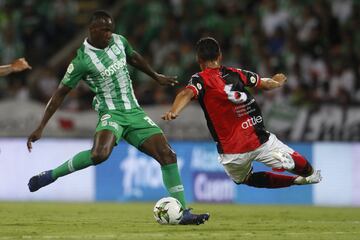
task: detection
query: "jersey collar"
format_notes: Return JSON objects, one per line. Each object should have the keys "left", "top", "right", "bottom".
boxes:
{"left": 83, "top": 38, "right": 111, "bottom": 51}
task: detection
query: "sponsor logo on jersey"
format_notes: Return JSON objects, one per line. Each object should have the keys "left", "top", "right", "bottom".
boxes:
{"left": 241, "top": 116, "right": 263, "bottom": 129}
{"left": 111, "top": 45, "right": 121, "bottom": 55}
{"left": 100, "top": 58, "right": 127, "bottom": 78}
{"left": 250, "top": 76, "right": 256, "bottom": 84}
{"left": 189, "top": 74, "right": 200, "bottom": 88}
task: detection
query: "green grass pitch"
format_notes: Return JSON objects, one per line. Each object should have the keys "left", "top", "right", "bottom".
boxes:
{"left": 0, "top": 202, "right": 359, "bottom": 240}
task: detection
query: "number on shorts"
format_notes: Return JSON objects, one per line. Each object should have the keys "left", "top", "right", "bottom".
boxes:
{"left": 144, "top": 116, "right": 157, "bottom": 126}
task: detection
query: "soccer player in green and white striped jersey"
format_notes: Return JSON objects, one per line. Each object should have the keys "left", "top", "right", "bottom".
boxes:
{"left": 26, "top": 10, "right": 209, "bottom": 225}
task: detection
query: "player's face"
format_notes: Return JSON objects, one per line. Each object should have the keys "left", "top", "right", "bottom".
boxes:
{"left": 89, "top": 18, "right": 114, "bottom": 49}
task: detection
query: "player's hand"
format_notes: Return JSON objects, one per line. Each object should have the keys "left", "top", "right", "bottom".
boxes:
{"left": 27, "top": 127, "right": 43, "bottom": 152}
{"left": 11, "top": 58, "right": 32, "bottom": 72}
{"left": 272, "top": 73, "right": 287, "bottom": 86}
{"left": 155, "top": 73, "right": 178, "bottom": 86}
{"left": 162, "top": 111, "right": 178, "bottom": 121}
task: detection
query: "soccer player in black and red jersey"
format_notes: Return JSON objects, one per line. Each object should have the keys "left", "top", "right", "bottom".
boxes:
{"left": 163, "top": 37, "right": 322, "bottom": 188}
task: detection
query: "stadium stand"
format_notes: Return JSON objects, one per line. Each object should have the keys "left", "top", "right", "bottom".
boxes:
{"left": 0, "top": 0, "right": 359, "bottom": 140}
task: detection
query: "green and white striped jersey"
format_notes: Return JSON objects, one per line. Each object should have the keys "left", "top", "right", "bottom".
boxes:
{"left": 61, "top": 34, "right": 140, "bottom": 112}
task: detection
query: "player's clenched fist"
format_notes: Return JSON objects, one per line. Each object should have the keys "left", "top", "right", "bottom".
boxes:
{"left": 271, "top": 73, "right": 287, "bottom": 85}
{"left": 162, "top": 111, "right": 178, "bottom": 121}
{"left": 12, "top": 58, "right": 32, "bottom": 72}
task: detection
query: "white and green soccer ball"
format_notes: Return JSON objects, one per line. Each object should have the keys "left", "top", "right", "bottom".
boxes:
{"left": 153, "top": 197, "right": 183, "bottom": 225}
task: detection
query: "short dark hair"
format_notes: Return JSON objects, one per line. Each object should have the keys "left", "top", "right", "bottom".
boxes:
{"left": 196, "top": 37, "right": 221, "bottom": 61}
{"left": 89, "top": 10, "right": 113, "bottom": 25}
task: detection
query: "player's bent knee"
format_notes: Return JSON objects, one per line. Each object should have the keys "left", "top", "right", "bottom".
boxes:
{"left": 91, "top": 149, "right": 111, "bottom": 165}
{"left": 223, "top": 164, "right": 250, "bottom": 185}
{"left": 158, "top": 147, "right": 177, "bottom": 165}
{"left": 290, "top": 152, "right": 314, "bottom": 177}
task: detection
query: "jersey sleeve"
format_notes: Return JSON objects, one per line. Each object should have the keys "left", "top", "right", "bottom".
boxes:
{"left": 61, "top": 55, "right": 86, "bottom": 89}
{"left": 185, "top": 74, "right": 204, "bottom": 99}
{"left": 119, "top": 35, "right": 135, "bottom": 57}
{"left": 230, "top": 67, "right": 261, "bottom": 88}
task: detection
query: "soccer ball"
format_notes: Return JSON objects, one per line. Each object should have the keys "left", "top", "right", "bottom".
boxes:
{"left": 153, "top": 197, "right": 183, "bottom": 225}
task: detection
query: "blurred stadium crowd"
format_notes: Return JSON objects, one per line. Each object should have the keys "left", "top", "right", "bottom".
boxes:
{"left": 1, "top": 0, "right": 359, "bottom": 111}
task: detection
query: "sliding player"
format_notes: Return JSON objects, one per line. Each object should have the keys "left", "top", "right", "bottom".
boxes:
{"left": 163, "top": 37, "right": 322, "bottom": 189}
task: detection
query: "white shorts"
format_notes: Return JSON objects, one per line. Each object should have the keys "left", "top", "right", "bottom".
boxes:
{"left": 218, "top": 133, "right": 294, "bottom": 183}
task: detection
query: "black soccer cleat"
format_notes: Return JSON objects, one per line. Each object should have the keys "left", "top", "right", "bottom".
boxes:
{"left": 28, "top": 170, "right": 55, "bottom": 192}
{"left": 179, "top": 208, "right": 210, "bottom": 225}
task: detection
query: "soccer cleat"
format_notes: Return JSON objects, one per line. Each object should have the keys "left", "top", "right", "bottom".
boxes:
{"left": 179, "top": 209, "right": 210, "bottom": 225}
{"left": 28, "top": 170, "right": 55, "bottom": 192}
{"left": 272, "top": 151, "right": 295, "bottom": 170}
{"left": 294, "top": 170, "right": 322, "bottom": 185}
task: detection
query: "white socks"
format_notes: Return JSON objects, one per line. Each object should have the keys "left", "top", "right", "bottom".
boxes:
{"left": 294, "top": 170, "right": 322, "bottom": 185}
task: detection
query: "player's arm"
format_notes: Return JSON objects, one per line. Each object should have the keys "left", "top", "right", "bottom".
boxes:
{"left": 258, "top": 73, "right": 287, "bottom": 91}
{"left": 233, "top": 68, "right": 286, "bottom": 91}
{"left": 27, "top": 56, "right": 84, "bottom": 152}
{"left": 119, "top": 35, "right": 178, "bottom": 86}
{"left": 0, "top": 58, "right": 31, "bottom": 77}
{"left": 127, "top": 50, "right": 178, "bottom": 86}
{"left": 27, "top": 84, "right": 71, "bottom": 152}
{"left": 162, "top": 88, "right": 194, "bottom": 121}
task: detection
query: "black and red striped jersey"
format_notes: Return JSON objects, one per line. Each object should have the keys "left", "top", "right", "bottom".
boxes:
{"left": 186, "top": 66, "right": 270, "bottom": 154}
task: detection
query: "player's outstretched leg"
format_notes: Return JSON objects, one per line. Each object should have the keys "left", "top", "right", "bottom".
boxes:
{"left": 28, "top": 130, "right": 115, "bottom": 192}
{"left": 28, "top": 150, "right": 93, "bottom": 192}
{"left": 243, "top": 170, "right": 322, "bottom": 188}
{"left": 161, "top": 163, "right": 209, "bottom": 225}
{"left": 140, "top": 133, "right": 210, "bottom": 225}
{"left": 244, "top": 171, "right": 297, "bottom": 188}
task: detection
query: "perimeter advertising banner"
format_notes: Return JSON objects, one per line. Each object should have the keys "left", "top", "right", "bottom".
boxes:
{"left": 95, "top": 142, "right": 232, "bottom": 203}
{"left": 313, "top": 143, "right": 360, "bottom": 206}
{"left": 95, "top": 141, "right": 313, "bottom": 204}
{"left": 0, "top": 138, "right": 94, "bottom": 201}
{"left": 1, "top": 138, "right": 359, "bottom": 206}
